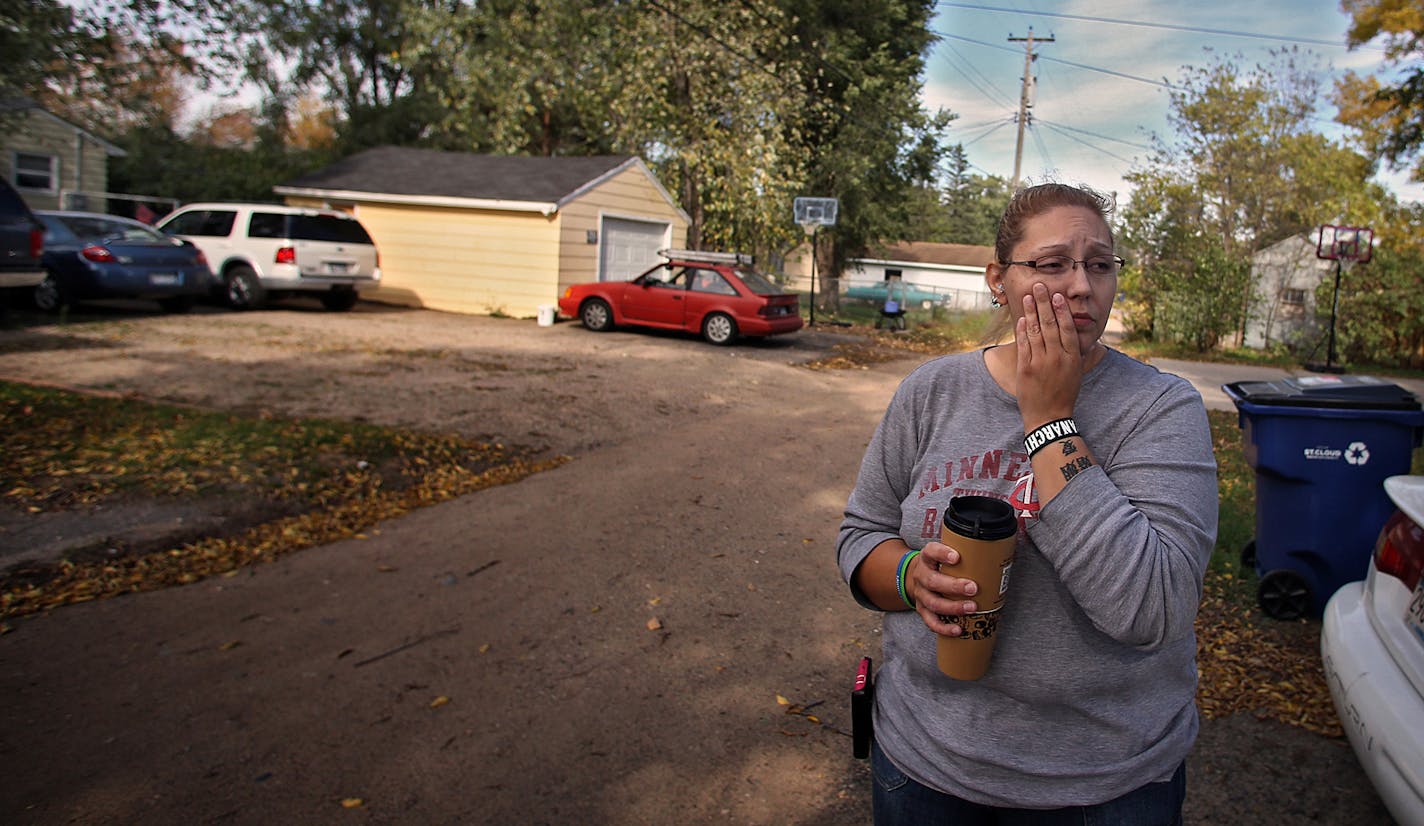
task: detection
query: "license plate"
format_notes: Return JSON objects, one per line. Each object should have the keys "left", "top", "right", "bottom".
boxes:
{"left": 149, "top": 273, "right": 179, "bottom": 285}
{"left": 325, "top": 262, "right": 350, "bottom": 275}
{"left": 1408, "top": 582, "right": 1424, "bottom": 646}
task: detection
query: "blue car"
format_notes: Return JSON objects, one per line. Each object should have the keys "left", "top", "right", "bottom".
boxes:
{"left": 34, "top": 211, "right": 214, "bottom": 313}
{"left": 844, "top": 280, "right": 944, "bottom": 307}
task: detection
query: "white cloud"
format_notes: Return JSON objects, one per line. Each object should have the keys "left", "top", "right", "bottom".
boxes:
{"left": 923, "top": 1, "right": 1424, "bottom": 204}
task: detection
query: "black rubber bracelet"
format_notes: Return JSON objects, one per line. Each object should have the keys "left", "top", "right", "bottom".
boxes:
{"left": 1024, "top": 417, "right": 1078, "bottom": 457}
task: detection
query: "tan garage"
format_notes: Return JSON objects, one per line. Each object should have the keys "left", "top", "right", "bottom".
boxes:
{"left": 274, "top": 146, "right": 689, "bottom": 318}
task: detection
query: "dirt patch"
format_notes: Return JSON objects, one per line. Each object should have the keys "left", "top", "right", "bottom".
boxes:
{"left": 0, "top": 302, "right": 865, "bottom": 571}
{"left": 0, "top": 301, "right": 1398, "bottom": 825}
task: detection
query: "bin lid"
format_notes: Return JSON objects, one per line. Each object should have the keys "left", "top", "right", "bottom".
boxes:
{"left": 1222, "top": 374, "right": 1422, "bottom": 410}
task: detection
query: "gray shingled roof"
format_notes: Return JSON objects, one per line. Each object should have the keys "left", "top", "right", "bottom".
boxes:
{"left": 866, "top": 241, "right": 995, "bottom": 268}
{"left": 279, "top": 146, "right": 638, "bottom": 203}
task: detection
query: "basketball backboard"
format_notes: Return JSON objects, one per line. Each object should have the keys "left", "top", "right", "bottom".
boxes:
{"left": 1315, "top": 224, "right": 1374, "bottom": 263}
{"left": 794, "top": 197, "right": 838, "bottom": 231}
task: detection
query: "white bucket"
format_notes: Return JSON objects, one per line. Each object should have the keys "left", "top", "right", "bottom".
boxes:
{"left": 537, "top": 304, "right": 556, "bottom": 327}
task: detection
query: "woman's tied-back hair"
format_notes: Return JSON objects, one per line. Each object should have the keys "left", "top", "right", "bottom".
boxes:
{"left": 993, "top": 182, "right": 1116, "bottom": 264}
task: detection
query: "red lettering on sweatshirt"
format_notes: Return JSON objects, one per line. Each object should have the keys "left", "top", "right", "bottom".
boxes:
{"left": 918, "top": 450, "right": 1033, "bottom": 500}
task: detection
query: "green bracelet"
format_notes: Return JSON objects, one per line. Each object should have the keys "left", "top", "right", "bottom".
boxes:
{"left": 895, "top": 550, "right": 920, "bottom": 609}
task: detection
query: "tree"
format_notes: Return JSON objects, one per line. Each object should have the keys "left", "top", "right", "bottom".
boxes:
{"left": 1321, "top": 200, "right": 1424, "bottom": 367}
{"left": 1335, "top": 0, "right": 1424, "bottom": 181}
{"left": 32, "top": 0, "right": 951, "bottom": 282}
{"left": 932, "top": 146, "right": 1010, "bottom": 245}
{"left": 1, "top": 1, "right": 106, "bottom": 103}
{"left": 1119, "top": 50, "right": 1379, "bottom": 350}
{"left": 605, "top": 0, "right": 810, "bottom": 254}
{"left": 776, "top": 0, "right": 953, "bottom": 309}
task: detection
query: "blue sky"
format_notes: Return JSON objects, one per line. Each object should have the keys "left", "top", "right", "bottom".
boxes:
{"left": 922, "top": 1, "right": 1423, "bottom": 204}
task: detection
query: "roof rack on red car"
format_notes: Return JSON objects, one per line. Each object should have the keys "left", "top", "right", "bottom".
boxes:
{"left": 658, "top": 248, "right": 754, "bottom": 266}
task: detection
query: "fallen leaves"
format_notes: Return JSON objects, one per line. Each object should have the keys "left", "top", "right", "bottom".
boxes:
{"left": 802, "top": 326, "right": 976, "bottom": 371}
{"left": 0, "top": 381, "right": 569, "bottom": 620}
{"left": 776, "top": 693, "right": 829, "bottom": 736}
{"left": 1194, "top": 574, "right": 1341, "bottom": 737}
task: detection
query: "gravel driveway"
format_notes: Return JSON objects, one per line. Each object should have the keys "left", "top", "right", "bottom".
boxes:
{"left": 0, "top": 301, "right": 1396, "bottom": 824}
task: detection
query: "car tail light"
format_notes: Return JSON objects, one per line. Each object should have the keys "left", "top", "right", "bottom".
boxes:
{"left": 29, "top": 227, "right": 42, "bottom": 258}
{"left": 194, "top": 249, "right": 209, "bottom": 267}
{"left": 275, "top": 246, "right": 296, "bottom": 265}
{"left": 1374, "top": 510, "right": 1424, "bottom": 590}
{"left": 81, "top": 245, "right": 115, "bottom": 263}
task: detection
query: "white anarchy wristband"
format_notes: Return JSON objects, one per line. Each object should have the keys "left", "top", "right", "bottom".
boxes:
{"left": 1024, "top": 417, "right": 1079, "bottom": 457}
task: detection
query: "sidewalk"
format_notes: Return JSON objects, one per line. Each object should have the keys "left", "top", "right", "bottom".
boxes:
{"left": 1151, "top": 358, "right": 1424, "bottom": 413}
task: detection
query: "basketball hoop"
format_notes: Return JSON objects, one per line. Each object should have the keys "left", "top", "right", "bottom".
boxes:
{"left": 793, "top": 197, "right": 838, "bottom": 326}
{"left": 794, "top": 197, "right": 838, "bottom": 231}
{"left": 1308, "top": 223, "right": 1374, "bottom": 374}
{"left": 1316, "top": 225, "right": 1373, "bottom": 263}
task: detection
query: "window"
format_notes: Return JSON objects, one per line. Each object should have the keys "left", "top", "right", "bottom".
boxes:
{"left": 1282, "top": 289, "right": 1307, "bottom": 306}
{"left": 247, "top": 212, "right": 287, "bottom": 239}
{"left": 290, "top": 214, "right": 373, "bottom": 244}
{"left": 13, "top": 152, "right": 58, "bottom": 193}
{"left": 690, "top": 269, "right": 737, "bottom": 295}
{"left": 163, "top": 210, "right": 236, "bottom": 237}
{"left": 884, "top": 268, "right": 902, "bottom": 281}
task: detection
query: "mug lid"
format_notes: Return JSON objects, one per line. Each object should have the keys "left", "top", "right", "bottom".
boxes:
{"left": 943, "top": 495, "right": 1017, "bottom": 540}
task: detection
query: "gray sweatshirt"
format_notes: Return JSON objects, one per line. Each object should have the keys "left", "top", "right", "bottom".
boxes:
{"left": 838, "top": 347, "right": 1218, "bottom": 809}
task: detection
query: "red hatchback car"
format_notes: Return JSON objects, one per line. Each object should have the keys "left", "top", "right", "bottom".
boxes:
{"left": 557, "top": 250, "right": 803, "bottom": 345}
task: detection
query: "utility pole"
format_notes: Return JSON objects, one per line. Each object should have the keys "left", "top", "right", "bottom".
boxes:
{"left": 1008, "top": 28, "right": 1053, "bottom": 191}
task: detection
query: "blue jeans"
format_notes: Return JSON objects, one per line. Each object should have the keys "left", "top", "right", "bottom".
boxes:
{"left": 871, "top": 740, "right": 1186, "bottom": 826}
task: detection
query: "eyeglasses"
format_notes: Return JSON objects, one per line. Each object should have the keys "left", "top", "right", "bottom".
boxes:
{"left": 1000, "top": 255, "right": 1126, "bottom": 277}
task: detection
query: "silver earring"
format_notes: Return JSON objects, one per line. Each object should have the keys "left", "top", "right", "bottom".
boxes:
{"left": 989, "top": 290, "right": 1005, "bottom": 308}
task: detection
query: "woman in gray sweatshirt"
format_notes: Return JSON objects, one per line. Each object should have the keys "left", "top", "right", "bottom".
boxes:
{"left": 838, "top": 182, "right": 1218, "bottom": 824}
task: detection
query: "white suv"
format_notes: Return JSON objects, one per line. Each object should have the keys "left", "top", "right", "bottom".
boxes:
{"left": 157, "top": 203, "right": 380, "bottom": 311}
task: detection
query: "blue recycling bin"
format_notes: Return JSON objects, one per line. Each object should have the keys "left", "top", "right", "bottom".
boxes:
{"left": 1223, "top": 375, "right": 1424, "bottom": 619}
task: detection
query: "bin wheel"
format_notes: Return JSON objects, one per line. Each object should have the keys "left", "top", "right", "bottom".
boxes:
{"left": 1257, "top": 569, "right": 1312, "bottom": 621}
{"left": 1240, "top": 540, "right": 1256, "bottom": 569}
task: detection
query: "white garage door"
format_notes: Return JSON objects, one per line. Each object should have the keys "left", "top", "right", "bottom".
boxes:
{"left": 600, "top": 217, "right": 669, "bottom": 282}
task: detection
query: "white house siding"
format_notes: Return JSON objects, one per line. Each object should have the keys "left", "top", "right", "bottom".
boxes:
{"left": 845, "top": 257, "right": 993, "bottom": 310}
{"left": 1245, "top": 235, "right": 1333, "bottom": 350}
{"left": 783, "top": 242, "right": 994, "bottom": 310}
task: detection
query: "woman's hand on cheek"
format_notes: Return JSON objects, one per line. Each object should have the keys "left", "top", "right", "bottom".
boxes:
{"left": 1014, "top": 283, "right": 1083, "bottom": 427}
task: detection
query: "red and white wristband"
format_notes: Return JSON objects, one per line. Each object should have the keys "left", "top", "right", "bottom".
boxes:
{"left": 1024, "top": 417, "right": 1078, "bottom": 458}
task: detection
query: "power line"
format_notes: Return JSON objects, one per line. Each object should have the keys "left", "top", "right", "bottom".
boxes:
{"left": 1030, "top": 125, "right": 1054, "bottom": 174}
{"left": 1034, "top": 118, "right": 1152, "bottom": 152}
{"left": 957, "top": 118, "right": 1015, "bottom": 148}
{"left": 1036, "top": 120, "right": 1137, "bottom": 166}
{"left": 941, "top": 42, "right": 1015, "bottom": 109}
{"left": 934, "top": 30, "right": 1174, "bottom": 90}
{"left": 934, "top": 2, "right": 1380, "bottom": 51}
